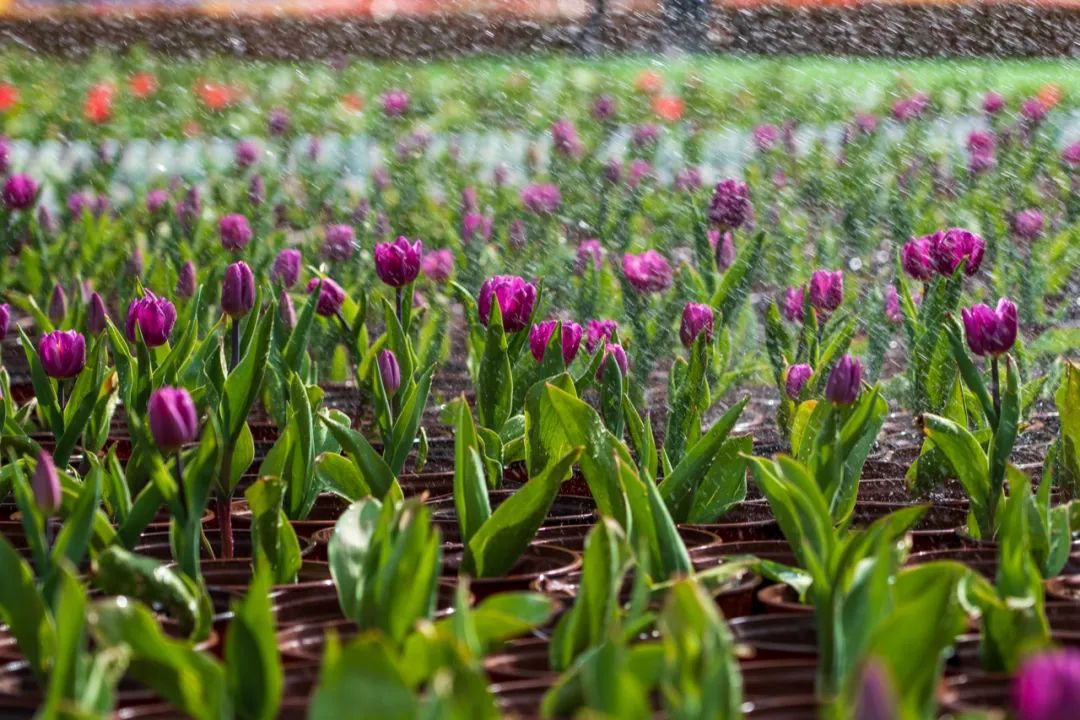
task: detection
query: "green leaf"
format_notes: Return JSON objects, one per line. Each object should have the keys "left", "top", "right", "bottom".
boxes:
{"left": 93, "top": 546, "right": 207, "bottom": 640}
{"left": 221, "top": 306, "right": 275, "bottom": 444}
{"left": 18, "top": 325, "right": 62, "bottom": 437}
{"left": 467, "top": 446, "right": 583, "bottom": 577}
{"left": 385, "top": 365, "right": 433, "bottom": 475}
{"left": 315, "top": 452, "right": 371, "bottom": 500}
{"left": 310, "top": 634, "right": 417, "bottom": 720}
{"left": 320, "top": 413, "right": 399, "bottom": 501}
{"left": 454, "top": 398, "right": 492, "bottom": 547}
{"left": 687, "top": 435, "right": 752, "bottom": 523}
{"left": 0, "top": 534, "right": 54, "bottom": 678}
{"left": 283, "top": 283, "right": 320, "bottom": 373}
{"left": 226, "top": 565, "right": 282, "bottom": 720}
{"left": 245, "top": 478, "right": 302, "bottom": 585}
{"left": 922, "top": 414, "right": 992, "bottom": 538}
{"left": 476, "top": 301, "right": 512, "bottom": 431}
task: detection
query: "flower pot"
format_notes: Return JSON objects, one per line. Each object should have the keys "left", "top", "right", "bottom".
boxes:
{"left": 851, "top": 502, "right": 967, "bottom": 552}
{"left": 232, "top": 493, "right": 351, "bottom": 537}
{"left": 756, "top": 583, "right": 811, "bottom": 615}
{"left": 134, "top": 528, "right": 316, "bottom": 562}
{"left": 729, "top": 614, "right": 817, "bottom": 660}
{"left": 937, "top": 671, "right": 1010, "bottom": 715}
{"left": 442, "top": 543, "right": 580, "bottom": 599}
{"left": 531, "top": 524, "right": 718, "bottom": 554}
{"left": 169, "top": 559, "right": 332, "bottom": 613}
{"left": 485, "top": 637, "right": 555, "bottom": 682}
{"left": 692, "top": 540, "right": 796, "bottom": 567}
{"left": 741, "top": 659, "right": 817, "bottom": 701}
{"left": 427, "top": 490, "right": 597, "bottom": 529}
{"left": 691, "top": 502, "right": 783, "bottom": 543}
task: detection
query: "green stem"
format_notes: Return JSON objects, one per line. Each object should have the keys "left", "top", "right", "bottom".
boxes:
{"left": 229, "top": 318, "right": 240, "bottom": 372}
{"left": 991, "top": 356, "right": 1001, "bottom": 424}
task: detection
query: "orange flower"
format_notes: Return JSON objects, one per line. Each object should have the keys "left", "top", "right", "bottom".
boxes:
{"left": 1038, "top": 83, "right": 1063, "bottom": 109}
{"left": 196, "top": 81, "right": 238, "bottom": 111}
{"left": 635, "top": 70, "right": 664, "bottom": 95}
{"left": 0, "top": 83, "right": 18, "bottom": 112}
{"left": 129, "top": 73, "right": 158, "bottom": 99}
{"left": 652, "top": 95, "right": 684, "bottom": 122}
{"left": 342, "top": 93, "right": 365, "bottom": 112}
{"left": 84, "top": 83, "right": 114, "bottom": 124}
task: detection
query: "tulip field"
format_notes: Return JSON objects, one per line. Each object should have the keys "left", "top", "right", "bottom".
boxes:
{"left": 0, "top": 48, "right": 1080, "bottom": 719}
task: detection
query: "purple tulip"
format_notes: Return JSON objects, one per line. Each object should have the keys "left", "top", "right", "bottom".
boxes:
{"left": 176, "top": 186, "right": 201, "bottom": 233}
{"left": 268, "top": 108, "right": 290, "bottom": 136}
{"left": 597, "top": 343, "right": 629, "bottom": 380}
{"left": 276, "top": 291, "right": 296, "bottom": 331}
{"left": 1062, "top": 142, "right": 1080, "bottom": 168}
{"left": 679, "top": 303, "right": 714, "bottom": 348}
{"left": 1012, "top": 209, "right": 1044, "bottom": 241}
{"left": 551, "top": 118, "right": 583, "bottom": 158}
{"left": 0, "top": 303, "right": 9, "bottom": 341}
{"left": 1021, "top": 98, "right": 1048, "bottom": 124}
{"left": 782, "top": 286, "right": 805, "bottom": 323}
{"left": 708, "top": 179, "right": 751, "bottom": 231}
{"left": 126, "top": 291, "right": 176, "bottom": 347}
{"left": 460, "top": 187, "right": 478, "bottom": 215}
{"left": 530, "top": 320, "right": 583, "bottom": 365}
{"left": 248, "top": 175, "right": 265, "bottom": 207}
{"left": 48, "top": 283, "right": 67, "bottom": 324}
{"left": 377, "top": 349, "right": 401, "bottom": 396}
{"left": 87, "top": 292, "right": 108, "bottom": 334}
{"left": 785, "top": 364, "right": 813, "bottom": 400}
{"left": 631, "top": 124, "right": 660, "bottom": 150}
{"left": 891, "top": 92, "right": 929, "bottom": 122}
{"left": 884, "top": 286, "right": 903, "bottom": 324}
{"left": 674, "top": 166, "right": 703, "bottom": 193}
{"left": 33, "top": 451, "right": 61, "bottom": 516}
{"left": 508, "top": 219, "right": 527, "bottom": 250}
{"left": 146, "top": 189, "right": 169, "bottom": 215}
{"left": 374, "top": 236, "right": 423, "bottom": 288}
{"left": 478, "top": 275, "right": 537, "bottom": 334}
{"left": 234, "top": 140, "right": 259, "bottom": 169}
{"left": 825, "top": 355, "right": 863, "bottom": 406}
{"left": 961, "top": 298, "right": 1018, "bottom": 357}
{"left": 585, "top": 319, "right": 618, "bottom": 354}
{"left": 709, "top": 230, "right": 737, "bottom": 271}
{"left": 520, "top": 184, "right": 561, "bottom": 215}
{"left": 222, "top": 262, "right": 255, "bottom": 319}
{"left": 602, "top": 159, "right": 622, "bottom": 185}
{"left": 381, "top": 89, "right": 410, "bottom": 117}
{"left": 306, "top": 277, "right": 346, "bottom": 318}
{"left": 901, "top": 236, "right": 935, "bottom": 281}
{"left": 591, "top": 94, "right": 616, "bottom": 122}
{"left": 38, "top": 330, "right": 86, "bottom": 379}
{"left": 1013, "top": 648, "right": 1080, "bottom": 720}
{"left": 929, "top": 228, "right": 985, "bottom": 277}
{"left": 176, "top": 261, "right": 197, "bottom": 299}
{"left": 128, "top": 248, "right": 144, "bottom": 279}
{"left": 808, "top": 269, "right": 844, "bottom": 318}
{"left": 752, "top": 124, "right": 780, "bottom": 152}
{"left": 462, "top": 213, "right": 493, "bottom": 244}
{"left": 851, "top": 113, "right": 878, "bottom": 136}
{"left": 219, "top": 214, "right": 252, "bottom": 252}
{"left": 983, "top": 91, "right": 1005, "bottom": 115}
{"left": 37, "top": 206, "right": 57, "bottom": 235}
{"left": 2, "top": 174, "right": 37, "bottom": 210}
{"left": 148, "top": 387, "right": 199, "bottom": 453}
{"left": 854, "top": 661, "right": 898, "bottom": 720}
{"left": 421, "top": 249, "right": 453, "bottom": 283}
{"left": 271, "top": 249, "right": 301, "bottom": 288}
{"left": 627, "top": 160, "right": 652, "bottom": 189}
{"left": 323, "top": 224, "right": 356, "bottom": 262}
{"left": 575, "top": 240, "right": 603, "bottom": 275}
{"left": 622, "top": 251, "right": 672, "bottom": 294}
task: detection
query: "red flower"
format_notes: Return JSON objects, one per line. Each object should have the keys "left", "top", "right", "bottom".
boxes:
{"left": 635, "top": 70, "right": 663, "bottom": 95}
{"left": 342, "top": 93, "right": 365, "bottom": 112}
{"left": 197, "top": 81, "right": 238, "bottom": 111}
{"left": 129, "top": 73, "right": 158, "bottom": 99}
{"left": 84, "top": 84, "right": 114, "bottom": 124}
{"left": 0, "top": 83, "right": 18, "bottom": 112}
{"left": 652, "top": 95, "right": 684, "bottom": 122}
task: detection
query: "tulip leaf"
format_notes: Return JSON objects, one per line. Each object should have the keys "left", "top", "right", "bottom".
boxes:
{"left": 309, "top": 634, "right": 417, "bottom": 720}
{"left": 54, "top": 336, "right": 107, "bottom": 467}
{"left": 922, "top": 414, "right": 992, "bottom": 537}
{"left": 283, "top": 282, "right": 321, "bottom": 374}
{"left": 314, "top": 452, "right": 371, "bottom": 501}
{"left": 385, "top": 364, "right": 433, "bottom": 476}
{"left": 221, "top": 305, "right": 275, "bottom": 444}
{"left": 0, "top": 534, "right": 55, "bottom": 679}
{"left": 454, "top": 398, "right": 491, "bottom": 547}
{"left": 476, "top": 301, "right": 512, "bottom": 432}
{"left": 225, "top": 564, "right": 282, "bottom": 720}
{"left": 17, "top": 325, "right": 62, "bottom": 437}
{"left": 319, "top": 413, "right": 400, "bottom": 502}
{"left": 467, "top": 446, "right": 583, "bottom": 578}
{"left": 245, "top": 478, "right": 301, "bottom": 585}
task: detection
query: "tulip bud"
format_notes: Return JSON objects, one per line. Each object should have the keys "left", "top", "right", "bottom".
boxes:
{"left": 0, "top": 303, "right": 10, "bottom": 341}
{"left": 87, "top": 292, "right": 108, "bottom": 334}
{"left": 1013, "top": 649, "right": 1080, "bottom": 720}
{"left": 219, "top": 213, "right": 253, "bottom": 252}
{"left": 234, "top": 139, "right": 258, "bottom": 170}
{"left": 48, "top": 283, "right": 67, "bottom": 324}
{"left": 1011, "top": 209, "right": 1044, "bottom": 241}
{"left": 708, "top": 178, "right": 751, "bottom": 231}
{"left": 2, "top": 174, "right": 38, "bottom": 211}
{"left": 808, "top": 269, "right": 844, "bottom": 318}
{"left": 825, "top": 355, "right": 863, "bottom": 406}
{"left": 222, "top": 261, "right": 256, "bottom": 319}
{"left": 478, "top": 275, "right": 537, "bottom": 334}
{"left": 306, "top": 277, "right": 346, "bottom": 317}
{"left": 409, "top": 251, "right": 446, "bottom": 286}
{"left": 597, "top": 342, "right": 629, "bottom": 380}
{"left": 128, "top": 247, "right": 144, "bottom": 278}
{"left": 268, "top": 107, "right": 290, "bottom": 136}
{"left": 854, "top": 661, "right": 898, "bottom": 720}
{"left": 271, "top": 249, "right": 301, "bottom": 288}
{"left": 323, "top": 224, "right": 356, "bottom": 262}
{"left": 126, "top": 291, "right": 177, "bottom": 347}
{"left": 248, "top": 175, "right": 265, "bottom": 207}
{"left": 529, "top": 320, "right": 583, "bottom": 365}
{"left": 33, "top": 450, "right": 61, "bottom": 516}
{"left": 377, "top": 349, "right": 401, "bottom": 396}
{"left": 622, "top": 251, "right": 673, "bottom": 294}
{"left": 176, "top": 261, "right": 197, "bottom": 299}
{"left": 585, "top": 319, "right": 617, "bottom": 354}
{"left": 929, "top": 228, "right": 985, "bottom": 277}
{"left": 710, "top": 230, "right": 736, "bottom": 271}
{"left": 575, "top": 240, "right": 603, "bottom": 275}
{"left": 38, "top": 330, "right": 86, "bottom": 379}
{"left": 679, "top": 303, "right": 715, "bottom": 348}
{"left": 884, "top": 286, "right": 903, "bottom": 325}
{"left": 374, "top": 236, "right": 423, "bottom": 288}
{"left": 279, "top": 290, "right": 296, "bottom": 330}
{"left": 146, "top": 189, "right": 168, "bottom": 215}
{"left": 901, "top": 236, "right": 934, "bottom": 281}
{"left": 785, "top": 364, "right": 813, "bottom": 400}
{"left": 961, "top": 298, "right": 1018, "bottom": 357}
{"left": 508, "top": 219, "right": 527, "bottom": 250}
{"left": 148, "top": 386, "right": 199, "bottom": 453}
{"left": 520, "top": 184, "right": 561, "bottom": 215}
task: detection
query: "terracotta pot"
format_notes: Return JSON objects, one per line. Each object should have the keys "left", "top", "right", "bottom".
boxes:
{"left": 271, "top": 579, "right": 460, "bottom": 629}
{"left": 743, "top": 695, "right": 821, "bottom": 718}
{"left": 485, "top": 637, "right": 555, "bottom": 682}
{"left": 905, "top": 546, "right": 999, "bottom": 578}
{"left": 692, "top": 502, "right": 783, "bottom": 543}
{"left": 398, "top": 471, "right": 456, "bottom": 498}
{"left": 427, "top": 490, "right": 597, "bottom": 528}
{"left": 741, "top": 659, "right": 817, "bottom": 701}
{"left": 134, "top": 529, "right": 316, "bottom": 562}
{"left": 442, "top": 543, "right": 580, "bottom": 599}
{"left": 851, "top": 502, "right": 967, "bottom": 552}
{"left": 756, "top": 583, "right": 811, "bottom": 615}
{"left": 692, "top": 540, "right": 797, "bottom": 567}
{"left": 168, "top": 559, "right": 332, "bottom": 613}
{"left": 531, "top": 524, "right": 718, "bottom": 554}
{"left": 489, "top": 679, "right": 552, "bottom": 717}
{"left": 0, "top": 660, "right": 158, "bottom": 715}
{"left": 729, "top": 614, "right": 817, "bottom": 660}
{"left": 232, "top": 493, "right": 351, "bottom": 537}
{"left": 937, "top": 671, "right": 1010, "bottom": 715}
